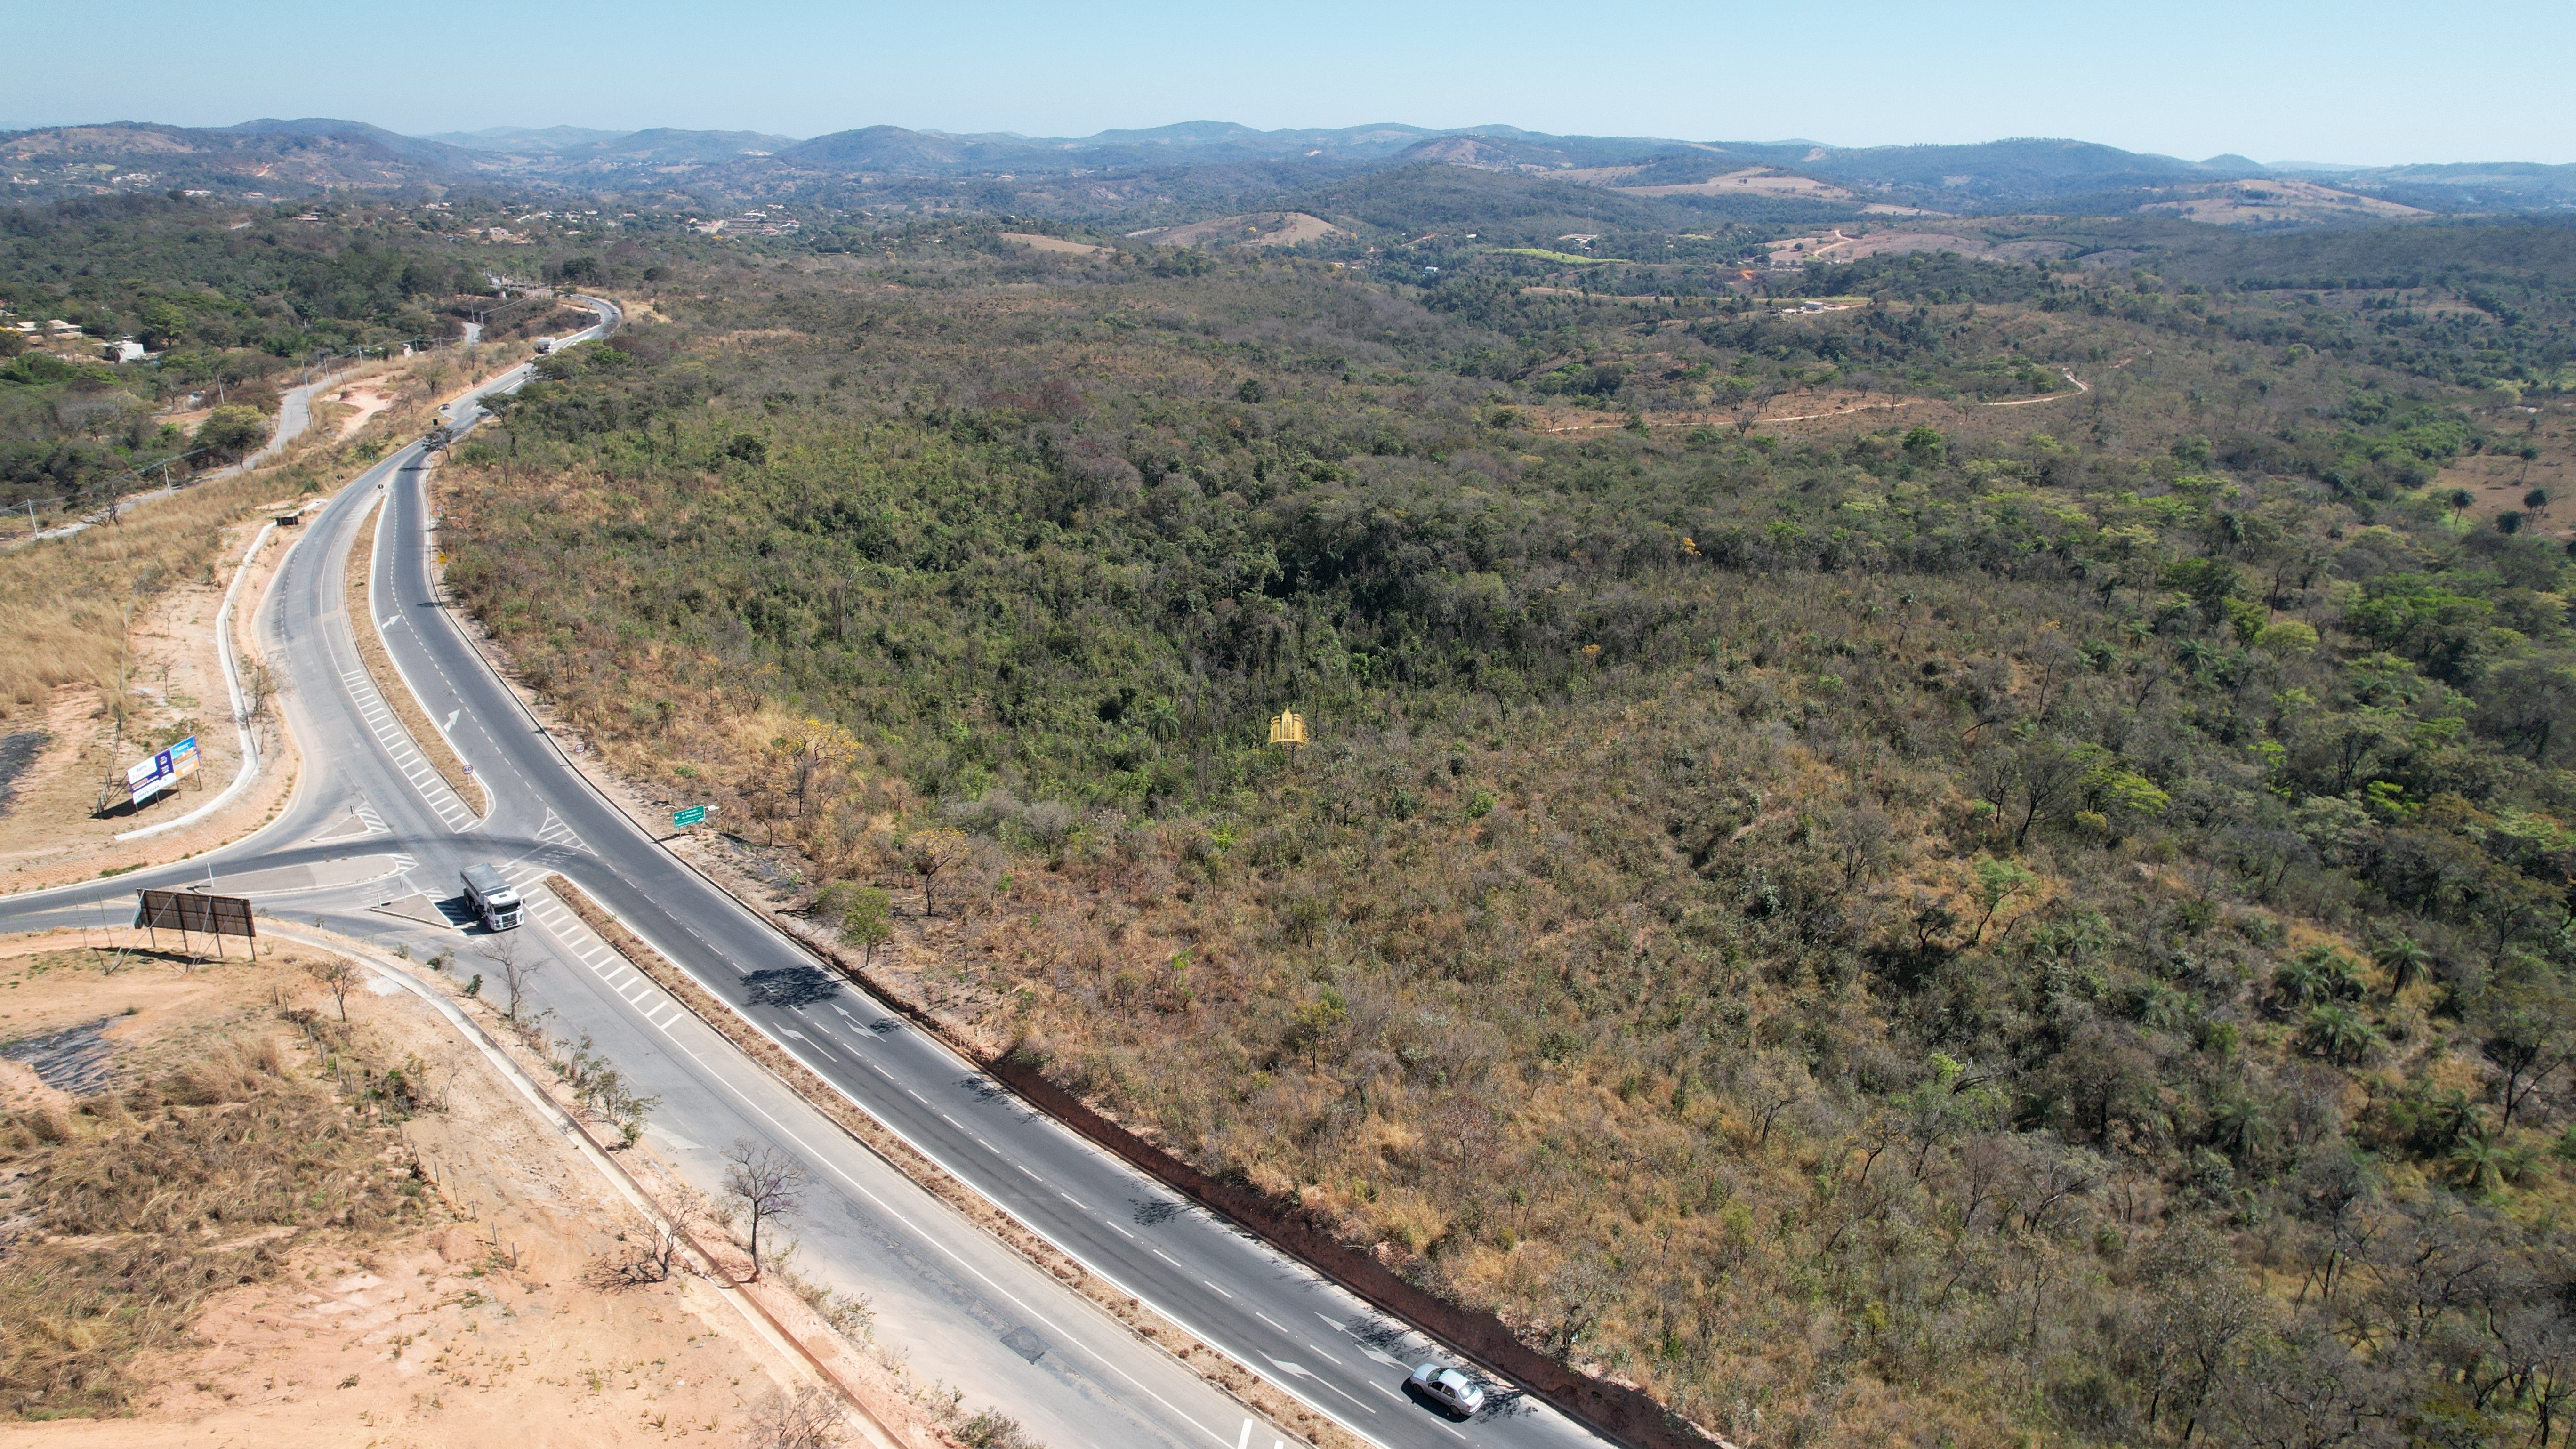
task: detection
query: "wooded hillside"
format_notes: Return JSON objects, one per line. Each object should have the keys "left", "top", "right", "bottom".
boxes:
{"left": 433, "top": 223, "right": 2576, "bottom": 1449}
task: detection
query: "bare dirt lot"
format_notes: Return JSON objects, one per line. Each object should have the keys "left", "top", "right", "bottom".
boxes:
{"left": 2435, "top": 399, "right": 2575, "bottom": 540}
{"left": 1765, "top": 227, "right": 2074, "bottom": 267}
{"left": 330, "top": 382, "right": 399, "bottom": 440}
{"left": 997, "top": 232, "right": 1109, "bottom": 258}
{"left": 0, "top": 930, "right": 869, "bottom": 1447}
{"left": 2137, "top": 177, "right": 2430, "bottom": 227}
{"left": 0, "top": 511, "right": 300, "bottom": 894}
{"left": 1121, "top": 211, "right": 1348, "bottom": 248}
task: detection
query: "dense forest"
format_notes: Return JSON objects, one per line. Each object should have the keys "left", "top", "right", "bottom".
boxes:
{"left": 416, "top": 205, "right": 2576, "bottom": 1449}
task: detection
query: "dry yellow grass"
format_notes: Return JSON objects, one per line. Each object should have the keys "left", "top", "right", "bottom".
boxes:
{"left": 0, "top": 468, "right": 322, "bottom": 723}
{"left": 0, "top": 346, "right": 482, "bottom": 725}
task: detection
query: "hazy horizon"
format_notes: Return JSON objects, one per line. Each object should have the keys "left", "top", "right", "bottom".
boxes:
{"left": 2, "top": 112, "right": 2552, "bottom": 176}
{"left": 11, "top": 0, "right": 2572, "bottom": 169}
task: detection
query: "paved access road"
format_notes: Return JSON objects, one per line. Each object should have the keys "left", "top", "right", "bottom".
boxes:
{"left": 0, "top": 302, "right": 1616, "bottom": 1449}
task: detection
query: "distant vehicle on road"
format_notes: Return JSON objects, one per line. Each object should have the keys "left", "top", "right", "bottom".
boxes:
{"left": 1407, "top": 1362, "right": 1486, "bottom": 1417}
{"left": 461, "top": 864, "right": 522, "bottom": 931}
{"left": 533, "top": 337, "right": 554, "bottom": 354}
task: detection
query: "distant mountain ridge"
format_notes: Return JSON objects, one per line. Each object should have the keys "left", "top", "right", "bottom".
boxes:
{"left": 5, "top": 115, "right": 2571, "bottom": 213}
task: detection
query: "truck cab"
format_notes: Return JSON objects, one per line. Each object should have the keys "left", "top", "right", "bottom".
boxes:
{"left": 460, "top": 863, "right": 522, "bottom": 931}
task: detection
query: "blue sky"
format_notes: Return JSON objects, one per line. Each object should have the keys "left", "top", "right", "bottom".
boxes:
{"left": 13, "top": 0, "right": 2571, "bottom": 165}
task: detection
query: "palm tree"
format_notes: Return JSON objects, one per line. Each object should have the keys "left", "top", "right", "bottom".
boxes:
{"left": 2302, "top": 1003, "right": 2378, "bottom": 1065}
{"left": 2207, "top": 1094, "right": 2272, "bottom": 1163}
{"left": 2275, "top": 946, "right": 2359, "bottom": 1008}
{"left": 2371, "top": 934, "right": 2432, "bottom": 995}
{"left": 2448, "top": 1134, "right": 2506, "bottom": 1194}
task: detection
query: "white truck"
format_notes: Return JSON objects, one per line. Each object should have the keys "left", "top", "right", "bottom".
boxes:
{"left": 533, "top": 336, "right": 554, "bottom": 354}
{"left": 460, "top": 864, "right": 523, "bottom": 931}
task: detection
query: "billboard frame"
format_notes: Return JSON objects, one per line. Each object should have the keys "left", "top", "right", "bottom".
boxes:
{"left": 134, "top": 889, "right": 258, "bottom": 958}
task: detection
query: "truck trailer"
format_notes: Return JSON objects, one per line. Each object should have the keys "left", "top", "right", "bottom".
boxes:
{"left": 460, "top": 864, "right": 522, "bottom": 931}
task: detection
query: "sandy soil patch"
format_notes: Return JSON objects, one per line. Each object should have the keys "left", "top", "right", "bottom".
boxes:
{"left": 608, "top": 294, "right": 673, "bottom": 327}
{"left": 2434, "top": 400, "right": 2575, "bottom": 541}
{"left": 2138, "top": 177, "right": 2429, "bottom": 227}
{"left": 0, "top": 930, "right": 839, "bottom": 1447}
{"left": 0, "top": 514, "right": 303, "bottom": 895}
{"left": 330, "top": 383, "right": 397, "bottom": 439}
{"left": 1766, "top": 228, "right": 2071, "bottom": 266}
{"left": 998, "top": 232, "right": 1110, "bottom": 258}
{"left": 1618, "top": 167, "right": 1858, "bottom": 201}
{"left": 1123, "top": 211, "right": 1348, "bottom": 248}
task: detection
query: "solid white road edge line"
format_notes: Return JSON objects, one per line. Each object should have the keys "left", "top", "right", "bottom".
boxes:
{"left": 268, "top": 926, "right": 907, "bottom": 1449}
{"left": 369, "top": 470, "right": 491, "bottom": 828}
{"left": 592, "top": 892, "right": 1409, "bottom": 1449}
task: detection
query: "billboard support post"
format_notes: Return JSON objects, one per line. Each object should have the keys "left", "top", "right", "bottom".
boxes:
{"left": 135, "top": 889, "right": 256, "bottom": 963}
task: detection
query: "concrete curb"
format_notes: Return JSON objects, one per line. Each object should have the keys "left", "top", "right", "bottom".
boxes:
{"left": 269, "top": 925, "right": 908, "bottom": 1449}
{"left": 116, "top": 519, "right": 275, "bottom": 841}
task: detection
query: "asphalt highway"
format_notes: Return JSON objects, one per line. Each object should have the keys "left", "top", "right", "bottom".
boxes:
{"left": 0, "top": 305, "right": 1613, "bottom": 1449}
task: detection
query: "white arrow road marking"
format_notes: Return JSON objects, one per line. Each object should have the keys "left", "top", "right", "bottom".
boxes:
{"left": 443, "top": 709, "right": 459, "bottom": 731}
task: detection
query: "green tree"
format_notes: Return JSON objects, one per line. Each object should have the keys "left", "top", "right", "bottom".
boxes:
{"left": 1968, "top": 857, "right": 2037, "bottom": 946}
{"left": 818, "top": 882, "right": 894, "bottom": 966}
{"left": 191, "top": 404, "right": 268, "bottom": 460}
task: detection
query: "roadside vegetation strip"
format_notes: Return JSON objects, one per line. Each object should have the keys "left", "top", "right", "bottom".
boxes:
{"left": 761, "top": 907, "right": 1716, "bottom": 1449}
{"left": 540, "top": 874, "right": 1364, "bottom": 1449}
{"left": 566, "top": 830, "right": 1710, "bottom": 1449}
{"left": 344, "top": 496, "right": 483, "bottom": 814}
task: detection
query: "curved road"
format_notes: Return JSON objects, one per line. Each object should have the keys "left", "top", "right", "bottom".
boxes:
{"left": 0, "top": 303, "right": 1613, "bottom": 1449}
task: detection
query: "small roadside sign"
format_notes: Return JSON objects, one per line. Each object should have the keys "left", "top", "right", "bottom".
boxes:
{"left": 672, "top": 805, "right": 708, "bottom": 828}
{"left": 124, "top": 735, "right": 201, "bottom": 805}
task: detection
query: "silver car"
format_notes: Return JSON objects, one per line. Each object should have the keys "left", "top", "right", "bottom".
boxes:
{"left": 1408, "top": 1361, "right": 1487, "bottom": 1417}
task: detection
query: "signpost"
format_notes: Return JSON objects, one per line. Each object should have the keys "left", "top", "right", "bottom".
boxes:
{"left": 135, "top": 889, "right": 257, "bottom": 959}
{"left": 123, "top": 734, "right": 201, "bottom": 806}
{"left": 672, "top": 805, "right": 708, "bottom": 828}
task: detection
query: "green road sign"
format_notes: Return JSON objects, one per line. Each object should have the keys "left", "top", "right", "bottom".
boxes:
{"left": 672, "top": 805, "right": 708, "bottom": 828}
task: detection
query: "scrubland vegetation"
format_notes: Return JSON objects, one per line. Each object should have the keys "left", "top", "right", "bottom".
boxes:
{"left": 415, "top": 209, "right": 2576, "bottom": 1447}
{"left": 0, "top": 951, "right": 435, "bottom": 1419}
{"left": 12, "top": 169, "right": 2576, "bottom": 1445}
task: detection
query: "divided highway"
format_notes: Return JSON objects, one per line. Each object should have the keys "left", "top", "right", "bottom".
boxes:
{"left": 0, "top": 305, "right": 1616, "bottom": 1449}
